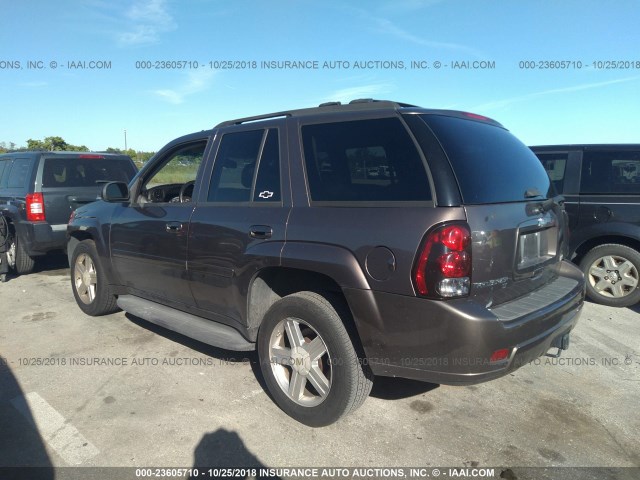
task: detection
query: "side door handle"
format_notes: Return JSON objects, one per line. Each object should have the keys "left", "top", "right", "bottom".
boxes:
{"left": 249, "top": 225, "right": 272, "bottom": 239}
{"left": 166, "top": 222, "right": 184, "bottom": 233}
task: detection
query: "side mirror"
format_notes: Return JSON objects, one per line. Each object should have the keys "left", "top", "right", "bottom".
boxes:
{"left": 102, "top": 181, "right": 130, "bottom": 202}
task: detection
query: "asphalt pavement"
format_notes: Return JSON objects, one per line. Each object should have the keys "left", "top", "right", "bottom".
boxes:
{"left": 0, "top": 255, "right": 638, "bottom": 479}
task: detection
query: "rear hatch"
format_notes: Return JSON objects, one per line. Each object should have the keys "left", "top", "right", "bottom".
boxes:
{"left": 418, "top": 113, "right": 569, "bottom": 307}
{"left": 40, "top": 154, "right": 137, "bottom": 226}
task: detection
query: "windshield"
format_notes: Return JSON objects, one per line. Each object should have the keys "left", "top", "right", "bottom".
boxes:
{"left": 421, "top": 114, "right": 552, "bottom": 204}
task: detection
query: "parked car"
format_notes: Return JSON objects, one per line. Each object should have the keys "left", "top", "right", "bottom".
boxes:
{"left": 531, "top": 145, "right": 640, "bottom": 307}
{"left": 68, "top": 100, "right": 584, "bottom": 426}
{"left": 0, "top": 151, "right": 137, "bottom": 276}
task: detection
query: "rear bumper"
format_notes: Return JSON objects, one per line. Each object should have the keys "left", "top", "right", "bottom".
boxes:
{"left": 15, "top": 222, "right": 67, "bottom": 256}
{"left": 345, "top": 260, "right": 585, "bottom": 385}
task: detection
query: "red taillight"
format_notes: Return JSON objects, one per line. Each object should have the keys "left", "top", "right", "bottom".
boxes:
{"left": 438, "top": 252, "right": 471, "bottom": 277}
{"left": 26, "top": 193, "right": 46, "bottom": 222}
{"left": 440, "top": 225, "right": 470, "bottom": 251}
{"left": 489, "top": 348, "right": 510, "bottom": 364}
{"left": 78, "top": 154, "right": 105, "bottom": 159}
{"left": 413, "top": 223, "right": 471, "bottom": 298}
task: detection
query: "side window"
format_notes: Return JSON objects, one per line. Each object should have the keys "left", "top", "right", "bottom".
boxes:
{"left": 537, "top": 153, "right": 568, "bottom": 194}
{"left": 207, "top": 130, "right": 264, "bottom": 203}
{"left": 581, "top": 150, "right": 640, "bottom": 194}
{"left": 142, "top": 141, "right": 206, "bottom": 203}
{"left": 0, "top": 159, "right": 9, "bottom": 184}
{"left": 253, "top": 129, "right": 281, "bottom": 202}
{"left": 7, "top": 158, "right": 32, "bottom": 189}
{"left": 301, "top": 117, "right": 431, "bottom": 202}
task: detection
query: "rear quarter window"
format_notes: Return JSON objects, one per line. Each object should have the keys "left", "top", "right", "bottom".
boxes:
{"left": 535, "top": 153, "right": 568, "bottom": 194}
{"left": 301, "top": 117, "right": 432, "bottom": 203}
{"left": 580, "top": 150, "right": 640, "bottom": 194}
{"left": 42, "top": 157, "right": 136, "bottom": 188}
{"left": 421, "top": 115, "right": 552, "bottom": 204}
{"left": 7, "top": 158, "right": 33, "bottom": 188}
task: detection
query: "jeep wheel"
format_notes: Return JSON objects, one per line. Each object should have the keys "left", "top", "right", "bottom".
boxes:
{"left": 580, "top": 244, "right": 640, "bottom": 307}
{"left": 70, "top": 240, "right": 119, "bottom": 316}
{"left": 8, "top": 234, "right": 35, "bottom": 275}
{"left": 257, "top": 291, "right": 373, "bottom": 427}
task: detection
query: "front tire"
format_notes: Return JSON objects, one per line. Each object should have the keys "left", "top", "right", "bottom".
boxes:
{"left": 579, "top": 243, "right": 640, "bottom": 307}
{"left": 257, "top": 291, "right": 373, "bottom": 427}
{"left": 70, "top": 240, "right": 119, "bottom": 316}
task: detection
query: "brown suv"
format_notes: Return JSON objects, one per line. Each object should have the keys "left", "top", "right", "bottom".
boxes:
{"left": 67, "top": 100, "right": 585, "bottom": 426}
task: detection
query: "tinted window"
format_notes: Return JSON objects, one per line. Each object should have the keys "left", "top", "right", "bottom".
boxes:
{"left": 0, "top": 159, "right": 9, "bottom": 183}
{"left": 536, "top": 153, "right": 568, "bottom": 194}
{"left": 580, "top": 150, "right": 640, "bottom": 194}
{"left": 7, "top": 158, "right": 33, "bottom": 188}
{"left": 253, "top": 129, "right": 281, "bottom": 202}
{"left": 42, "top": 157, "right": 136, "bottom": 188}
{"left": 422, "top": 115, "right": 552, "bottom": 204}
{"left": 301, "top": 117, "right": 431, "bottom": 202}
{"left": 207, "top": 130, "right": 264, "bottom": 203}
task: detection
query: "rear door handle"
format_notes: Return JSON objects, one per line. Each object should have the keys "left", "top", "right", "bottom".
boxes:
{"left": 166, "top": 222, "right": 184, "bottom": 233}
{"left": 249, "top": 225, "right": 272, "bottom": 239}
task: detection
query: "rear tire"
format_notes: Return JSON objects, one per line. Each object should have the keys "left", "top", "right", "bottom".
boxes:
{"left": 579, "top": 243, "right": 640, "bottom": 308}
{"left": 10, "top": 234, "right": 36, "bottom": 274}
{"left": 257, "top": 291, "right": 373, "bottom": 427}
{"left": 70, "top": 240, "right": 119, "bottom": 316}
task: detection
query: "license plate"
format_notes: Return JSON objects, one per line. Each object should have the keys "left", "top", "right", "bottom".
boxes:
{"left": 518, "top": 230, "right": 549, "bottom": 268}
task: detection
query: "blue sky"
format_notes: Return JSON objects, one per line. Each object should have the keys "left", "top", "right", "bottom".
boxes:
{"left": 1, "top": 0, "right": 639, "bottom": 152}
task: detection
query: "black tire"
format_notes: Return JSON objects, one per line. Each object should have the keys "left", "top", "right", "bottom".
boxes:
{"left": 70, "top": 240, "right": 119, "bottom": 316}
{"left": 257, "top": 291, "right": 373, "bottom": 427}
{"left": 12, "top": 234, "right": 36, "bottom": 274}
{"left": 579, "top": 243, "right": 640, "bottom": 308}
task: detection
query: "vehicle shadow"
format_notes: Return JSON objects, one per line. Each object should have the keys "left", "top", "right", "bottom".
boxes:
{"left": 189, "top": 428, "right": 281, "bottom": 479}
{"left": 370, "top": 376, "right": 439, "bottom": 400}
{"left": 0, "top": 252, "right": 69, "bottom": 283}
{"left": 125, "top": 313, "right": 439, "bottom": 404}
{"left": 33, "top": 253, "right": 69, "bottom": 275}
{"left": 0, "top": 358, "right": 54, "bottom": 478}
{"left": 627, "top": 302, "right": 640, "bottom": 314}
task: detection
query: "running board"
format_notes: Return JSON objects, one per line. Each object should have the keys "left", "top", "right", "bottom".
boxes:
{"left": 117, "top": 295, "right": 255, "bottom": 351}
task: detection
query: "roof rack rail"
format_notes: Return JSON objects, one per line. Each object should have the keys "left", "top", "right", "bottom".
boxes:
{"left": 215, "top": 112, "right": 292, "bottom": 128}
{"left": 214, "top": 99, "right": 418, "bottom": 128}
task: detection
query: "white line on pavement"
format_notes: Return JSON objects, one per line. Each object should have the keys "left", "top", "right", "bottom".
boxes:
{"left": 10, "top": 391, "right": 99, "bottom": 465}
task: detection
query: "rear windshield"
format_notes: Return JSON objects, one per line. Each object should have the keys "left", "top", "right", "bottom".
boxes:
{"left": 421, "top": 115, "right": 552, "bottom": 204}
{"left": 42, "top": 157, "right": 136, "bottom": 188}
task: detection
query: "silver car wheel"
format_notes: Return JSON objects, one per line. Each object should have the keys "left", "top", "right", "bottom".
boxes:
{"left": 74, "top": 253, "right": 98, "bottom": 304}
{"left": 6, "top": 238, "right": 16, "bottom": 269}
{"left": 588, "top": 254, "right": 639, "bottom": 298}
{"left": 268, "top": 317, "right": 332, "bottom": 407}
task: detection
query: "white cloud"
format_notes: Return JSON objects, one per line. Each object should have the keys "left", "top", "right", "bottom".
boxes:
{"left": 338, "top": 4, "right": 484, "bottom": 59}
{"left": 372, "top": 17, "right": 483, "bottom": 58}
{"left": 378, "top": 0, "right": 446, "bottom": 13}
{"left": 153, "top": 70, "right": 216, "bottom": 105}
{"left": 20, "top": 81, "right": 48, "bottom": 88}
{"left": 117, "top": 0, "right": 176, "bottom": 46}
{"left": 473, "top": 76, "right": 640, "bottom": 111}
{"left": 322, "top": 84, "right": 395, "bottom": 104}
